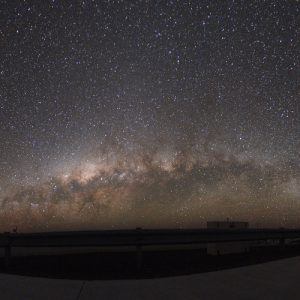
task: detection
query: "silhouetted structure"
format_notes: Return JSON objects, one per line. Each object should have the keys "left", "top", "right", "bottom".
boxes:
{"left": 207, "top": 221, "right": 250, "bottom": 255}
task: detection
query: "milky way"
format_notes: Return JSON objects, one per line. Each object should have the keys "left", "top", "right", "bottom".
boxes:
{"left": 0, "top": 1, "right": 299, "bottom": 231}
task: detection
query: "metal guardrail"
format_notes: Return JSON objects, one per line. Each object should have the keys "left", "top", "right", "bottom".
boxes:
{"left": 1, "top": 228, "right": 300, "bottom": 269}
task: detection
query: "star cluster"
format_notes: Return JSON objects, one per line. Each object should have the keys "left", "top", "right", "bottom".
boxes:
{"left": 0, "top": 0, "right": 299, "bottom": 231}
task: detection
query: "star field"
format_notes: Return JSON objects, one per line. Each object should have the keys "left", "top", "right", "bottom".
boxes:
{"left": 0, "top": 0, "right": 299, "bottom": 231}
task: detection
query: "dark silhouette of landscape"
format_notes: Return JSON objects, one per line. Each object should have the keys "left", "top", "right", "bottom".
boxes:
{"left": 1, "top": 228, "right": 300, "bottom": 280}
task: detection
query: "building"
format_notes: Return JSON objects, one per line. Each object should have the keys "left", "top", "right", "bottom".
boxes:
{"left": 207, "top": 221, "right": 249, "bottom": 229}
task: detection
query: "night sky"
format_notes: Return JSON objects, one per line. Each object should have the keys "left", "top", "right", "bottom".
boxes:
{"left": 0, "top": 0, "right": 299, "bottom": 232}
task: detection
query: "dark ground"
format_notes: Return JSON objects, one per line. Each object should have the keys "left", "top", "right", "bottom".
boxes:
{"left": 1, "top": 245, "right": 300, "bottom": 280}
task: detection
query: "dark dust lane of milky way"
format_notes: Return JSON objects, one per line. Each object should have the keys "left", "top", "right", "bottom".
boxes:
{"left": 0, "top": 1, "right": 299, "bottom": 231}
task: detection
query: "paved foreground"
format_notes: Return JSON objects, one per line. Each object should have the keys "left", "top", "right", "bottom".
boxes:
{"left": 0, "top": 256, "right": 299, "bottom": 300}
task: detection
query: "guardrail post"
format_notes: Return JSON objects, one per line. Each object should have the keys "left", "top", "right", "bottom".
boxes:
{"left": 4, "top": 232, "right": 11, "bottom": 269}
{"left": 279, "top": 238, "right": 285, "bottom": 250}
{"left": 136, "top": 227, "right": 143, "bottom": 270}
{"left": 136, "top": 245, "right": 143, "bottom": 270}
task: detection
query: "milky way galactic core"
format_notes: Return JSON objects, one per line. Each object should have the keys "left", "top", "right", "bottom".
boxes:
{"left": 0, "top": 1, "right": 299, "bottom": 231}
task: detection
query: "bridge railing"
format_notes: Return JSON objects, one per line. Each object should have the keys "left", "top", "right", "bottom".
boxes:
{"left": 1, "top": 228, "right": 300, "bottom": 269}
